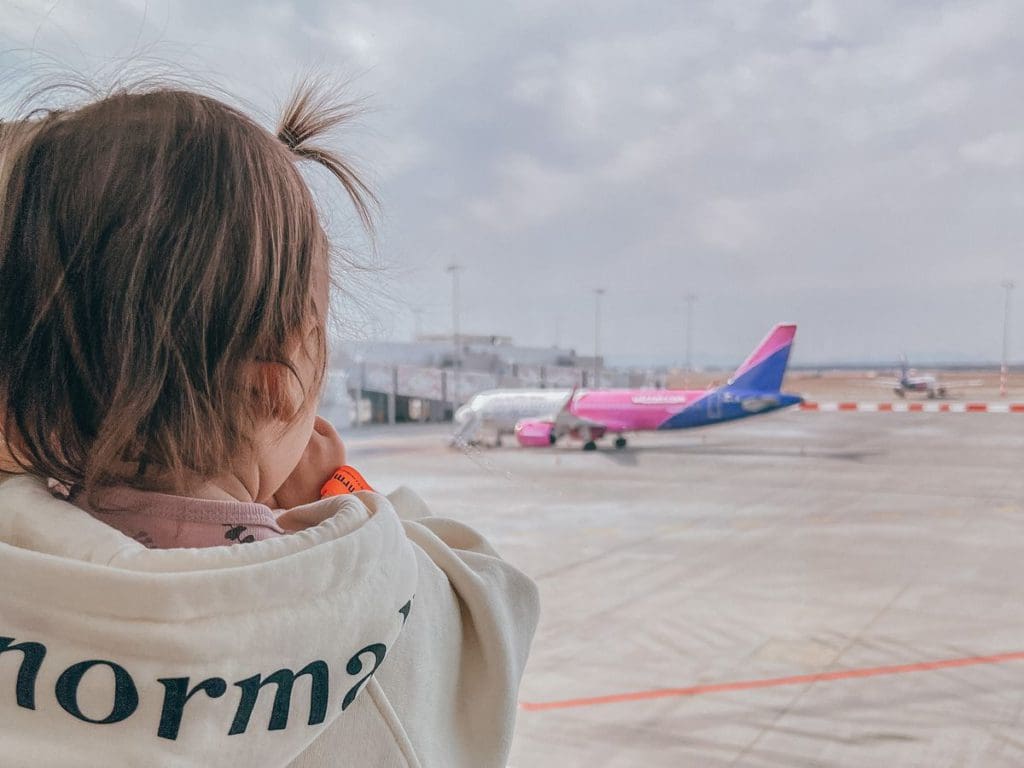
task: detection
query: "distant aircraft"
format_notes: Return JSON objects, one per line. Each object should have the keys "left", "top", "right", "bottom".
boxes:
{"left": 453, "top": 323, "right": 803, "bottom": 450}
{"left": 878, "top": 357, "right": 981, "bottom": 399}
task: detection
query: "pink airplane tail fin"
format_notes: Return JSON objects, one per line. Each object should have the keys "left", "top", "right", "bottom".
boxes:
{"left": 726, "top": 323, "right": 797, "bottom": 392}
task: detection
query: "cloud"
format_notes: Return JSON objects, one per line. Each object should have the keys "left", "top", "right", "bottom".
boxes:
{"left": 960, "top": 131, "right": 1024, "bottom": 169}
{"left": 693, "top": 199, "right": 760, "bottom": 252}
{"left": 3, "top": 0, "right": 1024, "bottom": 363}
{"left": 467, "top": 154, "right": 582, "bottom": 232}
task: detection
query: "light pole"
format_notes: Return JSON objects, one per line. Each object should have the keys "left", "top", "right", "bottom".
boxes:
{"left": 593, "top": 288, "right": 605, "bottom": 388}
{"left": 447, "top": 264, "right": 463, "bottom": 415}
{"left": 353, "top": 355, "right": 365, "bottom": 427}
{"left": 1001, "top": 280, "right": 1015, "bottom": 398}
{"left": 684, "top": 293, "right": 698, "bottom": 371}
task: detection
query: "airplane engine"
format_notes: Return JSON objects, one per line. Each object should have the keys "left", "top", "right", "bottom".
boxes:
{"left": 515, "top": 419, "right": 557, "bottom": 447}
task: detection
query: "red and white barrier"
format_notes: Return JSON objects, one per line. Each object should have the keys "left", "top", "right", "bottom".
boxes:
{"left": 799, "top": 401, "right": 1024, "bottom": 414}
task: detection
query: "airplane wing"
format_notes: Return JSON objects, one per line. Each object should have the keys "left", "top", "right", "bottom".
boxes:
{"left": 550, "top": 387, "right": 608, "bottom": 437}
{"left": 514, "top": 387, "right": 613, "bottom": 446}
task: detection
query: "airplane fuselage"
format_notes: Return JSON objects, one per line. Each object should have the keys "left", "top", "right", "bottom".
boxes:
{"left": 570, "top": 388, "right": 803, "bottom": 432}
{"left": 453, "top": 389, "right": 571, "bottom": 444}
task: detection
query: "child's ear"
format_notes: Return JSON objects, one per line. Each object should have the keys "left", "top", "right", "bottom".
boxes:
{"left": 248, "top": 361, "right": 301, "bottom": 423}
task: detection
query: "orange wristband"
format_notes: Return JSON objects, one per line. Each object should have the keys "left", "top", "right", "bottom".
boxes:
{"left": 320, "top": 465, "right": 374, "bottom": 498}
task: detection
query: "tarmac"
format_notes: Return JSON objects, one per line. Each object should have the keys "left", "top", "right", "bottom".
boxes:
{"left": 342, "top": 408, "right": 1024, "bottom": 768}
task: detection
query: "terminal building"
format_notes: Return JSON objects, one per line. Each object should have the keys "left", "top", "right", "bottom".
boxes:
{"left": 325, "top": 334, "right": 645, "bottom": 425}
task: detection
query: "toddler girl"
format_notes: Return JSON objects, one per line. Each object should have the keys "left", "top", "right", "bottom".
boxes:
{"left": 0, "top": 83, "right": 537, "bottom": 768}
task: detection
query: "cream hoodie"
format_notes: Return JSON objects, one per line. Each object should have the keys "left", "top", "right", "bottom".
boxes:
{"left": 0, "top": 474, "right": 539, "bottom": 767}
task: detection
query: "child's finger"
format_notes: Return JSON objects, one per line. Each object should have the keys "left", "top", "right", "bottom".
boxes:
{"left": 313, "top": 416, "right": 345, "bottom": 453}
{"left": 313, "top": 415, "right": 338, "bottom": 437}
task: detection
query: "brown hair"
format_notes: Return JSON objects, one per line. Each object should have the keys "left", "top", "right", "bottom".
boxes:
{"left": 0, "top": 82, "right": 375, "bottom": 495}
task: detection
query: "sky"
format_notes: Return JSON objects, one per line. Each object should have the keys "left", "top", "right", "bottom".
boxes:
{"left": 2, "top": 0, "right": 1023, "bottom": 367}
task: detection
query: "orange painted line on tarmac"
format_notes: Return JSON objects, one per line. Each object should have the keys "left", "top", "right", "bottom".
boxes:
{"left": 799, "top": 402, "right": 1024, "bottom": 413}
{"left": 519, "top": 650, "right": 1024, "bottom": 713}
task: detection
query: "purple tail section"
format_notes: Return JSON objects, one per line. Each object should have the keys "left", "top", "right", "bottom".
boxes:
{"left": 726, "top": 323, "right": 797, "bottom": 393}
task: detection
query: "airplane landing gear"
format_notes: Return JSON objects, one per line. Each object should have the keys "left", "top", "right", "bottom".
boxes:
{"left": 614, "top": 436, "right": 628, "bottom": 449}
{"left": 583, "top": 440, "right": 598, "bottom": 451}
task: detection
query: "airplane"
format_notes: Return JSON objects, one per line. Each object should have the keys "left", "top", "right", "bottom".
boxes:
{"left": 877, "top": 357, "right": 981, "bottom": 399}
{"left": 514, "top": 323, "right": 802, "bottom": 450}
{"left": 452, "top": 323, "right": 802, "bottom": 450}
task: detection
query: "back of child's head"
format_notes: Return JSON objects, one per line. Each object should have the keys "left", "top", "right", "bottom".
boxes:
{"left": 0, "top": 81, "right": 374, "bottom": 495}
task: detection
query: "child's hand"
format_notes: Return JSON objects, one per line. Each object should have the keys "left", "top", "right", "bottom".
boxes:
{"left": 266, "top": 416, "right": 346, "bottom": 509}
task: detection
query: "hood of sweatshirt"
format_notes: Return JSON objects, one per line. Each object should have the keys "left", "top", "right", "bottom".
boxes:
{"left": 0, "top": 474, "right": 418, "bottom": 767}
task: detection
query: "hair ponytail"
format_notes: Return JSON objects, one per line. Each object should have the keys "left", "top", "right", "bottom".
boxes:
{"left": 276, "top": 82, "right": 378, "bottom": 233}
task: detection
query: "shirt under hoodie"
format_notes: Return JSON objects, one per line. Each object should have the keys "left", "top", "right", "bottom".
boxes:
{"left": 0, "top": 473, "right": 540, "bottom": 767}
{"left": 71, "top": 486, "right": 287, "bottom": 548}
